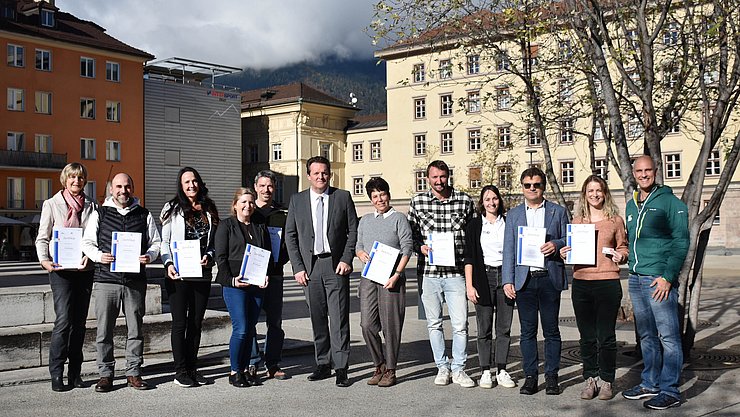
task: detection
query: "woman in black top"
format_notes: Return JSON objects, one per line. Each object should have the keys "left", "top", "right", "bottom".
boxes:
{"left": 215, "top": 187, "right": 270, "bottom": 387}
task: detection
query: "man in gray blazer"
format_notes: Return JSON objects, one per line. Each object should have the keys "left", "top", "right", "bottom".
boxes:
{"left": 502, "top": 167, "right": 568, "bottom": 396}
{"left": 284, "top": 156, "right": 358, "bottom": 387}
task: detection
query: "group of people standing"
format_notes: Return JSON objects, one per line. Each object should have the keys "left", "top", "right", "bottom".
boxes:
{"left": 34, "top": 154, "right": 688, "bottom": 411}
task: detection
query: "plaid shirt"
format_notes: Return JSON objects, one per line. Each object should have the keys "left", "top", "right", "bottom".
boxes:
{"left": 408, "top": 188, "right": 476, "bottom": 278}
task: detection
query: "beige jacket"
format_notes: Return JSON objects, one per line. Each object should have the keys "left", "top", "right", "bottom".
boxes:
{"left": 35, "top": 190, "right": 98, "bottom": 267}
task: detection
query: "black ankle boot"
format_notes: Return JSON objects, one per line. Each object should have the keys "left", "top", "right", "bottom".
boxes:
{"left": 51, "top": 375, "right": 68, "bottom": 392}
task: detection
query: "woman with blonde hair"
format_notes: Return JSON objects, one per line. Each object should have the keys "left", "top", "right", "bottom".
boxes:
{"left": 560, "top": 175, "right": 628, "bottom": 401}
{"left": 35, "top": 163, "right": 98, "bottom": 391}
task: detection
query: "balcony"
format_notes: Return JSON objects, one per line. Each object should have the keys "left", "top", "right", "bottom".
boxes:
{"left": 0, "top": 150, "right": 67, "bottom": 169}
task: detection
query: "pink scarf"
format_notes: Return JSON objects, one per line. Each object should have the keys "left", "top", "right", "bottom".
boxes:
{"left": 62, "top": 189, "right": 85, "bottom": 228}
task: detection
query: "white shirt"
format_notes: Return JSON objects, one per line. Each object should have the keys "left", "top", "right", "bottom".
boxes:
{"left": 374, "top": 207, "right": 396, "bottom": 219}
{"left": 310, "top": 188, "right": 331, "bottom": 254}
{"left": 481, "top": 215, "right": 505, "bottom": 267}
{"left": 525, "top": 199, "right": 546, "bottom": 271}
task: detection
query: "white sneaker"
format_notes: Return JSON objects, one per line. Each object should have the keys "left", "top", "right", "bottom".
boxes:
{"left": 452, "top": 370, "right": 476, "bottom": 388}
{"left": 479, "top": 370, "right": 493, "bottom": 389}
{"left": 434, "top": 367, "right": 451, "bottom": 386}
{"left": 496, "top": 369, "right": 516, "bottom": 388}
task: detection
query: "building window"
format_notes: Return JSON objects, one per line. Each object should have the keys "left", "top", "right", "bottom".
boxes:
{"left": 40, "top": 9, "right": 55, "bottom": 27}
{"left": 467, "top": 90, "right": 481, "bottom": 113}
{"left": 274, "top": 177, "right": 284, "bottom": 203}
{"left": 35, "top": 49, "right": 51, "bottom": 71}
{"left": 415, "top": 171, "right": 426, "bottom": 192}
{"left": 106, "top": 140, "right": 121, "bottom": 161}
{"left": 468, "top": 129, "right": 481, "bottom": 152}
{"left": 84, "top": 181, "right": 96, "bottom": 201}
{"left": 35, "top": 178, "right": 52, "bottom": 208}
{"left": 498, "top": 126, "right": 511, "bottom": 147}
{"left": 7, "top": 88, "right": 24, "bottom": 111}
{"left": 528, "top": 125, "right": 541, "bottom": 146}
{"left": 448, "top": 168, "right": 455, "bottom": 187}
{"left": 413, "top": 63, "right": 425, "bottom": 83}
{"left": 106, "top": 61, "right": 120, "bottom": 82}
{"left": 498, "top": 165, "right": 512, "bottom": 189}
{"left": 559, "top": 39, "right": 573, "bottom": 61}
{"left": 669, "top": 109, "right": 680, "bottom": 133}
{"left": 664, "top": 153, "right": 681, "bottom": 179}
{"left": 352, "top": 143, "right": 363, "bottom": 161}
{"left": 496, "top": 52, "right": 510, "bottom": 71}
{"left": 80, "top": 138, "right": 96, "bottom": 160}
{"left": 628, "top": 115, "right": 644, "bottom": 138}
{"left": 7, "top": 44, "right": 24, "bottom": 67}
{"left": 595, "top": 158, "right": 608, "bottom": 181}
{"left": 594, "top": 119, "right": 608, "bottom": 141}
{"left": 440, "top": 94, "right": 453, "bottom": 116}
{"left": 439, "top": 59, "right": 452, "bottom": 79}
{"left": 561, "top": 161, "right": 575, "bottom": 185}
{"left": 664, "top": 22, "right": 680, "bottom": 45}
{"left": 272, "top": 143, "right": 282, "bottom": 161}
{"left": 467, "top": 54, "right": 480, "bottom": 75}
{"left": 80, "top": 57, "right": 95, "bottom": 78}
{"left": 704, "top": 200, "right": 721, "bottom": 225}
{"left": 7, "top": 177, "right": 24, "bottom": 209}
{"left": 80, "top": 98, "right": 95, "bottom": 119}
{"left": 706, "top": 150, "right": 721, "bottom": 176}
{"left": 560, "top": 119, "right": 574, "bottom": 144}
{"left": 7, "top": 132, "right": 24, "bottom": 151}
{"left": 370, "top": 141, "right": 381, "bottom": 160}
{"left": 414, "top": 98, "right": 426, "bottom": 119}
{"left": 469, "top": 167, "right": 482, "bottom": 189}
{"left": 665, "top": 69, "right": 678, "bottom": 88}
{"left": 414, "top": 134, "right": 427, "bottom": 156}
{"left": 353, "top": 177, "right": 364, "bottom": 195}
{"left": 106, "top": 101, "right": 121, "bottom": 122}
{"left": 35, "top": 91, "right": 52, "bottom": 114}
{"left": 35, "top": 134, "right": 52, "bottom": 153}
{"left": 320, "top": 143, "right": 331, "bottom": 160}
{"left": 441, "top": 132, "right": 453, "bottom": 154}
{"left": 247, "top": 145, "right": 259, "bottom": 163}
{"left": 497, "top": 87, "right": 511, "bottom": 110}
{"left": 558, "top": 78, "right": 573, "bottom": 102}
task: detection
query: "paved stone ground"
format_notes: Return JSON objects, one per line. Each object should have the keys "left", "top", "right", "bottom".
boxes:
{"left": 0, "top": 254, "right": 739, "bottom": 416}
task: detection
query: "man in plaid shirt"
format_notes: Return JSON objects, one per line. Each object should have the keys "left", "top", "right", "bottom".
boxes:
{"left": 408, "top": 160, "right": 476, "bottom": 388}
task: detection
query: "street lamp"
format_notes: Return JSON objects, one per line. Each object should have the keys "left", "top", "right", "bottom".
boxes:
{"left": 525, "top": 149, "right": 537, "bottom": 167}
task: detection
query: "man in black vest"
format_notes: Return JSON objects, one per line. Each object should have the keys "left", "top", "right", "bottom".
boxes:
{"left": 82, "top": 173, "right": 161, "bottom": 392}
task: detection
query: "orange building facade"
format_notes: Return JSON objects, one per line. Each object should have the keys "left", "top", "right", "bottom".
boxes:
{"left": 1, "top": 0, "right": 152, "bottom": 258}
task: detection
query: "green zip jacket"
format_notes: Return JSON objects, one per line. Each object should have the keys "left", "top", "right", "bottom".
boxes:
{"left": 626, "top": 185, "right": 689, "bottom": 283}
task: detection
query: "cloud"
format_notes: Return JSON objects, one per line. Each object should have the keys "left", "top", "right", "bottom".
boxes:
{"left": 62, "top": 0, "right": 379, "bottom": 69}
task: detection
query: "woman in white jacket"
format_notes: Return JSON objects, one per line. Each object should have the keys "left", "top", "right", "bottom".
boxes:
{"left": 35, "top": 163, "right": 98, "bottom": 392}
{"left": 160, "top": 167, "right": 219, "bottom": 388}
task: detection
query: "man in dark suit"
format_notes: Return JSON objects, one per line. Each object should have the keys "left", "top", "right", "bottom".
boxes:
{"left": 285, "top": 156, "right": 358, "bottom": 387}
{"left": 502, "top": 167, "right": 568, "bottom": 396}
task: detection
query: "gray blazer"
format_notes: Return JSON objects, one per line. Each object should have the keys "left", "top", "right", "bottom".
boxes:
{"left": 35, "top": 190, "right": 98, "bottom": 265}
{"left": 502, "top": 200, "right": 569, "bottom": 291}
{"left": 284, "top": 187, "right": 358, "bottom": 276}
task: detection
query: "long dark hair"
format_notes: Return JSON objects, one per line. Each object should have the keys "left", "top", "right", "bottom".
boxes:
{"left": 477, "top": 184, "right": 505, "bottom": 217}
{"left": 162, "top": 167, "right": 219, "bottom": 226}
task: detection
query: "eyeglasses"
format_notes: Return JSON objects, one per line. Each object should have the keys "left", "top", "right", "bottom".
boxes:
{"left": 522, "top": 182, "right": 543, "bottom": 189}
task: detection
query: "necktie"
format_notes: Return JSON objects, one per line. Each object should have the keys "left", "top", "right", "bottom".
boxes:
{"left": 314, "top": 196, "right": 325, "bottom": 254}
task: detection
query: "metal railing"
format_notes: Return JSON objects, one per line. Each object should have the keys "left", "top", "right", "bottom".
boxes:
{"left": 0, "top": 149, "right": 67, "bottom": 169}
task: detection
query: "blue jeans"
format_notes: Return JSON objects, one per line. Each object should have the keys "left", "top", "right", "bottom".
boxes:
{"left": 421, "top": 276, "right": 468, "bottom": 372}
{"left": 223, "top": 286, "right": 263, "bottom": 372}
{"left": 628, "top": 274, "right": 683, "bottom": 399}
{"left": 515, "top": 272, "right": 562, "bottom": 377}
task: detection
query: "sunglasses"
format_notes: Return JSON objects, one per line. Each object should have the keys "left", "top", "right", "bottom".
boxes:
{"left": 522, "top": 182, "right": 543, "bottom": 189}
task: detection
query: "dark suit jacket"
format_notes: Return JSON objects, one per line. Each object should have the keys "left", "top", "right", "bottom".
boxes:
{"left": 214, "top": 216, "right": 271, "bottom": 287}
{"left": 284, "top": 187, "right": 358, "bottom": 276}
{"left": 463, "top": 215, "right": 505, "bottom": 306}
{"left": 502, "top": 200, "right": 568, "bottom": 292}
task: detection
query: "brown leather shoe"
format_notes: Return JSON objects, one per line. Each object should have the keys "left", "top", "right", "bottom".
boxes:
{"left": 267, "top": 366, "right": 289, "bottom": 380}
{"left": 94, "top": 377, "right": 113, "bottom": 393}
{"left": 126, "top": 375, "right": 150, "bottom": 390}
{"left": 378, "top": 369, "right": 397, "bottom": 387}
{"left": 367, "top": 364, "right": 386, "bottom": 385}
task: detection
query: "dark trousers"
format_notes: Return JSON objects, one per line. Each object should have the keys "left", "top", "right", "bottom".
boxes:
{"left": 48, "top": 269, "right": 94, "bottom": 378}
{"left": 304, "top": 256, "right": 350, "bottom": 370}
{"left": 223, "top": 285, "right": 263, "bottom": 372}
{"left": 572, "top": 278, "right": 622, "bottom": 383}
{"left": 359, "top": 276, "right": 406, "bottom": 369}
{"left": 516, "top": 271, "right": 562, "bottom": 378}
{"left": 250, "top": 275, "right": 286, "bottom": 368}
{"left": 165, "top": 279, "right": 210, "bottom": 373}
{"left": 474, "top": 267, "right": 514, "bottom": 371}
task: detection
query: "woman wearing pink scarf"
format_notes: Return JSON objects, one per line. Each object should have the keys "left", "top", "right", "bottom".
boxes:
{"left": 35, "top": 163, "right": 98, "bottom": 392}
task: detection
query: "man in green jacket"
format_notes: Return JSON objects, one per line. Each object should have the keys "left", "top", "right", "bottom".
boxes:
{"left": 621, "top": 155, "right": 688, "bottom": 410}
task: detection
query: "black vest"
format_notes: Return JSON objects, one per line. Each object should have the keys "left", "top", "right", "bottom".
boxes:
{"left": 94, "top": 205, "right": 150, "bottom": 284}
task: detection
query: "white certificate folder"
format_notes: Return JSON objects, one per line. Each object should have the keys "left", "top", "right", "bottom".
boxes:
{"left": 362, "top": 241, "right": 401, "bottom": 285}
{"left": 516, "top": 226, "right": 546, "bottom": 268}
{"left": 111, "top": 232, "right": 142, "bottom": 273}
{"left": 566, "top": 224, "right": 596, "bottom": 265}
{"left": 172, "top": 240, "right": 203, "bottom": 278}
{"left": 238, "top": 244, "right": 270, "bottom": 286}
{"left": 52, "top": 227, "right": 83, "bottom": 269}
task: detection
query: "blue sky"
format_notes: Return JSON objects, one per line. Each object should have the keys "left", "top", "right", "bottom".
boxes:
{"left": 63, "top": 0, "right": 379, "bottom": 69}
